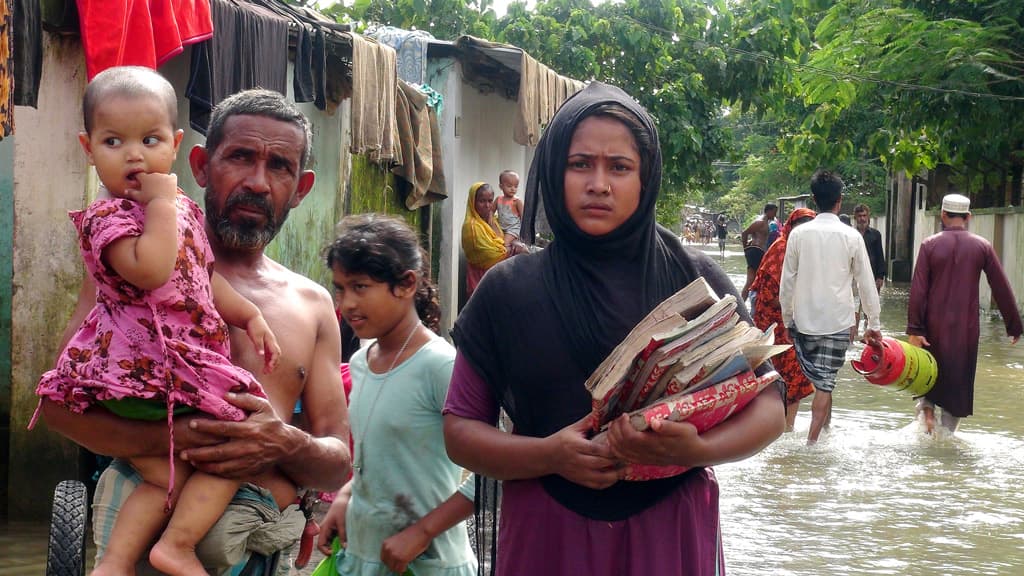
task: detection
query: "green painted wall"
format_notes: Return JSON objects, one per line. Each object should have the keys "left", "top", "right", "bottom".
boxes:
{"left": 0, "top": 138, "right": 13, "bottom": 517}
{"left": 346, "top": 155, "right": 439, "bottom": 282}
{"left": 348, "top": 155, "right": 421, "bottom": 228}
{"left": 264, "top": 110, "right": 348, "bottom": 288}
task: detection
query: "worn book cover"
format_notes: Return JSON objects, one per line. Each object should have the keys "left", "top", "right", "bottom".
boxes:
{"left": 628, "top": 369, "right": 778, "bottom": 431}
{"left": 586, "top": 277, "right": 720, "bottom": 427}
{"left": 592, "top": 370, "right": 780, "bottom": 481}
{"left": 621, "top": 301, "right": 739, "bottom": 413}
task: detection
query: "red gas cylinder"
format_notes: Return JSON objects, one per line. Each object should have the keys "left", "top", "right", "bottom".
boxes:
{"left": 851, "top": 337, "right": 906, "bottom": 386}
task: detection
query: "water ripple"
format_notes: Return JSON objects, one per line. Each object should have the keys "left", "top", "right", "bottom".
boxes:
{"left": 713, "top": 251, "right": 1024, "bottom": 576}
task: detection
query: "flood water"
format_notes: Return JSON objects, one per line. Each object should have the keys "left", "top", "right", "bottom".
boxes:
{"left": 710, "top": 246, "right": 1024, "bottom": 576}
{"left": 2, "top": 246, "right": 1022, "bottom": 575}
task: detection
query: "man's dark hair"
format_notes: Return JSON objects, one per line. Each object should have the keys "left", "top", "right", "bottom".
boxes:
{"left": 810, "top": 170, "right": 844, "bottom": 212}
{"left": 764, "top": 203, "right": 778, "bottom": 214}
{"left": 205, "top": 89, "right": 312, "bottom": 169}
{"left": 853, "top": 203, "right": 870, "bottom": 215}
{"left": 83, "top": 66, "right": 178, "bottom": 134}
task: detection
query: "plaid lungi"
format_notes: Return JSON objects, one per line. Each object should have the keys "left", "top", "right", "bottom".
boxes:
{"left": 791, "top": 329, "right": 850, "bottom": 393}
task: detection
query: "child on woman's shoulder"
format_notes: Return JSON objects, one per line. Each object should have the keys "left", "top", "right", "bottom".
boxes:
{"left": 31, "top": 66, "right": 282, "bottom": 576}
{"left": 317, "top": 214, "right": 476, "bottom": 576}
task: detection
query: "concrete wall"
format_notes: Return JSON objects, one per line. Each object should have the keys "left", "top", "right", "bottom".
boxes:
{"left": 8, "top": 34, "right": 91, "bottom": 520}
{"left": 6, "top": 37, "right": 350, "bottom": 519}
{"left": 433, "top": 58, "right": 533, "bottom": 333}
{"left": 0, "top": 127, "right": 11, "bottom": 517}
{"left": 888, "top": 171, "right": 919, "bottom": 282}
{"left": 912, "top": 207, "right": 1024, "bottom": 314}
{"left": 434, "top": 60, "right": 461, "bottom": 335}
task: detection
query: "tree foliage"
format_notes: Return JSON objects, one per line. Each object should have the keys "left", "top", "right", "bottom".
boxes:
{"left": 491, "top": 0, "right": 746, "bottom": 225}
{"left": 323, "top": 0, "right": 1024, "bottom": 224}
{"left": 784, "top": 0, "right": 1024, "bottom": 199}
{"left": 329, "top": 0, "right": 789, "bottom": 227}
{"left": 323, "top": 0, "right": 496, "bottom": 37}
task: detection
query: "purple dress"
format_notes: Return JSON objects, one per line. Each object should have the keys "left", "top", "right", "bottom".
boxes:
{"left": 444, "top": 355, "right": 725, "bottom": 576}
{"left": 34, "top": 194, "right": 264, "bottom": 422}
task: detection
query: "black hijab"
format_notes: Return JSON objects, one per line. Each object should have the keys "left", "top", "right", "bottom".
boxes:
{"left": 519, "top": 82, "right": 699, "bottom": 372}
{"left": 453, "top": 82, "right": 745, "bottom": 522}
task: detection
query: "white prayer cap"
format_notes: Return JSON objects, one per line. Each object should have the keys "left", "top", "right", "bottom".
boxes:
{"left": 941, "top": 194, "right": 970, "bottom": 213}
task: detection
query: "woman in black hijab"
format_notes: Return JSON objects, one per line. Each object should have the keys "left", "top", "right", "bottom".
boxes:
{"left": 444, "top": 82, "right": 785, "bottom": 576}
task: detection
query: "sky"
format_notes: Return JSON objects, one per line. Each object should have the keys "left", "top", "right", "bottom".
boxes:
{"left": 491, "top": 0, "right": 537, "bottom": 17}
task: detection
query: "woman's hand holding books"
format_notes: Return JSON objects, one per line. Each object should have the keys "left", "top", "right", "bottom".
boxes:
{"left": 602, "top": 414, "right": 707, "bottom": 468}
{"left": 546, "top": 415, "right": 622, "bottom": 489}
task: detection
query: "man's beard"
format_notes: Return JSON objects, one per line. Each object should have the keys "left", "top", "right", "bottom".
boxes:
{"left": 856, "top": 222, "right": 868, "bottom": 233}
{"left": 206, "top": 190, "right": 290, "bottom": 250}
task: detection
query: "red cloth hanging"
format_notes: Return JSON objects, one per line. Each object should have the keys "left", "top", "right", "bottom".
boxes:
{"left": 76, "top": 0, "right": 213, "bottom": 80}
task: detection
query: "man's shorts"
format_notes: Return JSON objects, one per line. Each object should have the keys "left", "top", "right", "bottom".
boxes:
{"left": 790, "top": 329, "right": 851, "bottom": 393}
{"left": 93, "top": 459, "right": 305, "bottom": 576}
{"left": 744, "top": 246, "right": 765, "bottom": 270}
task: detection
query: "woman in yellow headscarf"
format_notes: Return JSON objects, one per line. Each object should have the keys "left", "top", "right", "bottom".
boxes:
{"left": 462, "top": 182, "right": 508, "bottom": 297}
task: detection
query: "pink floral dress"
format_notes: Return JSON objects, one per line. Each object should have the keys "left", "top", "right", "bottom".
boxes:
{"left": 33, "top": 194, "right": 264, "bottom": 426}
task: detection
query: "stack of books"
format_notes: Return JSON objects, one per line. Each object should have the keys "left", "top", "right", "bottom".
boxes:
{"left": 586, "top": 277, "right": 786, "bottom": 480}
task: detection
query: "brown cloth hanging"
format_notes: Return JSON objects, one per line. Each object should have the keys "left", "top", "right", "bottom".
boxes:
{"left": 349, "top": 32, "right": 397, "bottom": 163}
{"left": 391, "top": 81, "right": 447, "bottom": 209}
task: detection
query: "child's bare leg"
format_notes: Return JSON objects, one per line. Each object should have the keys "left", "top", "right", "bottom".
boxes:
{"left": 150, "top": 471, "right": 241, "bottom": 576}
{"left": 90, "top": 456, "right": 179, "bottom": 576}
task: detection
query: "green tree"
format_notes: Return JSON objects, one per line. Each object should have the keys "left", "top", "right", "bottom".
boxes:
{"left": 324, "top": 0, "right": 496, "bottom": 37}
{"left": 496, "top": 0, "right": 789, "bottom": 227}
{"left": 782, "top": 0, "right": 1024, "bottom": 204}
{"left": 323, "top": 0, "right": 816, "bottom": 225}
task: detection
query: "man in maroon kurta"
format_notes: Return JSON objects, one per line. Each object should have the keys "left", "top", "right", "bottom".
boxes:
{"left": 907, "top": 194, "right": 1022, "bottom": 434}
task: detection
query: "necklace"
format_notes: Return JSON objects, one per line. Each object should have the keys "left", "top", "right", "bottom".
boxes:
{"left": 353, "top": 320, "right": 421, "bottom": 477}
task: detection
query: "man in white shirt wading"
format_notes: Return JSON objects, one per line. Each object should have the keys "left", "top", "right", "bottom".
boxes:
{"left": 780, "top": 170, "right": 882, "bottom": 444}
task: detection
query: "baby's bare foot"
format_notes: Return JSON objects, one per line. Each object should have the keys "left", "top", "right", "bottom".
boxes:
{"left": 150, "top": 538, "right": 205, "bottom": 575}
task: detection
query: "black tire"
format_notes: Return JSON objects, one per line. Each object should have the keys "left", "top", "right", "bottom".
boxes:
{"left": 47, "top": 480, "right": 88, "bottom": 576}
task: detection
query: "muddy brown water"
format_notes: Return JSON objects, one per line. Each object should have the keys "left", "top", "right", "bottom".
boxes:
{"left": 3, "top": 246, "right": 1022, "bottom": 575}
{"left": 713, "top": 247, "right": 1024, "bottom": 576}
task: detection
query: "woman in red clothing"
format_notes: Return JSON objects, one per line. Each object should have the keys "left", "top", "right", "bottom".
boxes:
{"left": 750, "top": 207, "right": 817, "bottom": 430}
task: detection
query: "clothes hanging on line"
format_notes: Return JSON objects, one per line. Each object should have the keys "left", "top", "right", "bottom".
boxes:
{"left": 186, "top": 0, "right": 287, "bottom": 133}
{"left": 13, "top": 0, "right": 41, "bottom": 107}
{"left": 76, "top": 0, "right": 214, "bottom": 80}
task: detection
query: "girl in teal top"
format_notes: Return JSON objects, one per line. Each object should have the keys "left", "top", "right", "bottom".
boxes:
{"left": 319, "top": 214, "right": 476, "bottom": 576}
